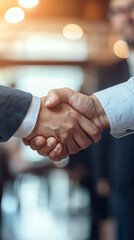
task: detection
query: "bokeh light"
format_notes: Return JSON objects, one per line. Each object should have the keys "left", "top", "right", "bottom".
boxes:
{"left": 63, "top": 24, "right": 83, "bottom": 41}
{"left": 113, "top": 40, "right": 129, "bottom": 59}
{"left": 5, "top": 7, "right": 25, "bottom": 24}
{"left": 18, "top": 0, "right": 39, "bottom": 8}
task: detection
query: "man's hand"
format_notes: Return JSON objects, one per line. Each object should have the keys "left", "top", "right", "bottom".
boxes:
{"left": 22, "top": 137, "right": 64, "bottom": 161}
{"left": 24, "top": 96, "right": 101, "bottom": 160}
{"left": 45, "top": 88, "right": 110, "bottom": 131}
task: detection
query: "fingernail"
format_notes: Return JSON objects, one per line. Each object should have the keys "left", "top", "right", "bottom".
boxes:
{"left": 35, "top": 139, "right": 43, "bottom": 146}
{"left": 47, "top": 139, "right": 55, "bottom": 147}
{"left": 54, "top": 144, "right": 61, "bottom": 153}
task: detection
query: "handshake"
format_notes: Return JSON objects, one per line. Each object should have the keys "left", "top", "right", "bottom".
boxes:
{"left": 23, "top": 88, "right": 110, "bottom": 161}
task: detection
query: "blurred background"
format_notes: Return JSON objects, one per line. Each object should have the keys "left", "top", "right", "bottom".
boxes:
{"left": 0, "top": 0, "right": 134, "bottom": 240}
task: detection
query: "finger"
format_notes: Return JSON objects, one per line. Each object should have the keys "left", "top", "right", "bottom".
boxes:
{"left": 22, "top": 139, "right": 30, "bottom": 146}
{"left": 49, "top": 144, "right": 69, "bottom": 161}
{"left": 50, "top": 156, "right": 62, "bottom": 162}
{"left": 49, "top": 154, "right": 68, "bottom": 161}
{"left": 37, "top": 138, "right": 58, "bottom": 157}
{"left": 78, "top": 116, "right": 101, "bottom": 143}
{"left": 56, "top": 146, "right": 69, "bottom": 160}
{"left": 64, "top": 136, "right": 81, "bottom": 155}
{"left": 48, "top": 143, "right": 66, "bottom": 161}
{"left": 73, "top": 126, "right": 93, "bottom": 150}
{"left": 30, "top": 136, "right": 46, "bottom": 150}
{"left": 58, "top": 152, "right": 69, "bottom": 160}
{"left": 66, "top": 141, "right": 80, "bottom": 155}
{"left": 45, "top": 88, "right": 74, "bottom": 108}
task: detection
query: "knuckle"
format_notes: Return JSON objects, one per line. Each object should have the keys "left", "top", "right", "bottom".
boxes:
{"left": 68, "top": 109, "right": 78, "bottom": 119}
{"left": 62, "top": 133, "right": 69, "bottom": 143}
{"left": 61, "top": 128, "right": 73, "bottom": 142}
{"left": 67, "top": 117, "right": 77, "bottom": 130}
{"left": 68, "top": 123, "right": 75, "bottom": 131}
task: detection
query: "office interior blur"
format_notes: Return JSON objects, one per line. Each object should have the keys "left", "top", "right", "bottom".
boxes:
{"left": 0, "top": 0, "right": 134, "bottom": 240}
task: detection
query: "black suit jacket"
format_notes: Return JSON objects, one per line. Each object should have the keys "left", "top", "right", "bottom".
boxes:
{"left": 0, "top": 86, "right": 32, "bottom": 142}
{"left": 91, "top": 60, "right": 134, "bottom": 217}
{"left": 99, "top": 60, "right": 130, "bottom": 88}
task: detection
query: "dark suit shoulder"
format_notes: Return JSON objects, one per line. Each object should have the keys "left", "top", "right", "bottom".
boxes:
{"left": 98, "top": 60, "right": 130, "bottom": 90}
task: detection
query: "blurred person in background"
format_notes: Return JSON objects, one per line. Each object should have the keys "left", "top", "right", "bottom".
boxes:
{"left": 81, "top": 0, "right": 134, "bottom": 239}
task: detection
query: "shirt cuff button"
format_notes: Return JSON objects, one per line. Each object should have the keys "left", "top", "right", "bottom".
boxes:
{"left": 126, "top": 129, "right": 133, "bottom": 133}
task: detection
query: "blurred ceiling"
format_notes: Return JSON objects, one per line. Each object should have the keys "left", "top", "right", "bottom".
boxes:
{"left": 0, "top": 19, "right": 119, "bottom": 64}
{"left": 1, "top": 0, "right": 109, "bottom": 20}
{"left": 0, "top": 0, "right": 121, "bottom": 65}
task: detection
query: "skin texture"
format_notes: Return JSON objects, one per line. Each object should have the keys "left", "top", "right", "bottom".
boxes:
{"left": 24, "top": 88, "right": 109, "bottom": 161}
{"left": 24, "top": 95, "right": 102, "bottom": 161}
{"left": 44, "top": 88, "right": 109, "bottom": 131}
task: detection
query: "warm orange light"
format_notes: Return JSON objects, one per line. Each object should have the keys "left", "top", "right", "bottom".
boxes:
{"left": 63, "top": 24, "right": 83, "bottom": 41}
{"left": 19, "top": 0, "right": 39, "bottom": 8}
{"left": 113, "top": 40, "right": 129, "bottom": 59}
{"left": 5, "top": 7, "right": 25, "bottom": 24}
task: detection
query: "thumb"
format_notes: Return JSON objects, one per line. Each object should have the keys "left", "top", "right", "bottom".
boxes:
{"left": 45, "top": 91, "right": 61, "bottom": 108}
{"left": 45, "top": 88, "right": 74, "bottom": 108}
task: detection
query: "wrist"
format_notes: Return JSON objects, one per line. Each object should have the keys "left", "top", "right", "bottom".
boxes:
{"left": 90, "top": 95, "right": 110, "bottom": 131}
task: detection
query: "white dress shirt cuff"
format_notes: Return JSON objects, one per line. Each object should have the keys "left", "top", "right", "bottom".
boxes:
{"left": 14, "top": 96, "right": 41, "bottom": 138}
{"left": 94, "top": 77, "right": 134, "bottom": 138}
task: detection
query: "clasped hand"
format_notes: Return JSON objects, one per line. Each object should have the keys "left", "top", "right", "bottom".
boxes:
{"left": 23, "top": 88, "right": 109, "bottom": 161}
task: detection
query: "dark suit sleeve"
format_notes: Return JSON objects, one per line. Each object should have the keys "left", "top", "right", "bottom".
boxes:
{"left": 0, "top": 86, "right": 32, "bottom": 142}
